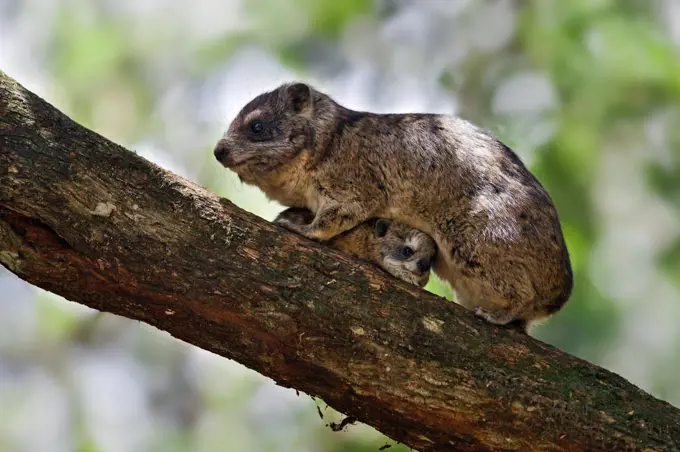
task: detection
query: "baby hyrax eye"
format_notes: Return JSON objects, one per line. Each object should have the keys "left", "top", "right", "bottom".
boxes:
{"left": 248, "top": 120, "right": 264, "bottom": 135}
{"left": 401, "top": 246, "right": 414, "bottom": 259}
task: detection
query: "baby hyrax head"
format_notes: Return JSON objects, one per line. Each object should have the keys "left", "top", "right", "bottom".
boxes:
{"left": 373, "top": 219, "right": 436, "bottom": 288}
{"left": 213, "top": 82, "right": 328, "bottom": 186}
{"left": 274, "top": 208, "right": 436, "bottom": 288}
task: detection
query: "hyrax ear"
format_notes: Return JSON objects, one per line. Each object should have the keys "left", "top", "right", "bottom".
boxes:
{"left": 375, "top": 219, "right": 391, "bottom": 238}
{"left": 286, "top": 83, "right": 313, "bottom": 114}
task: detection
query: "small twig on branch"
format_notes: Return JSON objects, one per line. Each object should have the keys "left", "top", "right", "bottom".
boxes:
{"left": 328, "top": 416, "right": 358, "bottom": 432}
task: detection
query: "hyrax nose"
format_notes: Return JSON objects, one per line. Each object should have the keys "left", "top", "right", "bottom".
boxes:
{"left": 417, "top": 259, "right": 431, "bottom": 273}
{"left": 213, "top": 139, "right": 231, "bottom": 161}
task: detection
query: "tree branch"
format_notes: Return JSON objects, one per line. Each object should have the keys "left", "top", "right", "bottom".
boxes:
{"left": 0, "top": 70, "right": 678, "bottom": 452}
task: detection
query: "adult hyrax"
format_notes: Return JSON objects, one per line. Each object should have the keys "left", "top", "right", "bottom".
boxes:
{"left": 214, "top": 82, "right": 573, "bottom": 330}
{"left": 276, "top": 207, "right": 436, "bottom": 287}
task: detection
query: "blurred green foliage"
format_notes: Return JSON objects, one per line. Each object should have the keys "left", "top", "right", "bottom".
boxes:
{"left": 2, "top": 0, "right": 679, "bottom": 451}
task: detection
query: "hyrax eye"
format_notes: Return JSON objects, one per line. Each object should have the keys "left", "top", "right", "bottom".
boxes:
{"left": 249, "top": 120, "right": 264, "bottom": 135}
{"left": 401, "top": 246, "right": 414, "bottom": 259}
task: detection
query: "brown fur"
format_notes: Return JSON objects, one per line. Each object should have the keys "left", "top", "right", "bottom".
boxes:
{"left": 214, "top": 82, "right": 574, "bottom": 331}
{"left": 275, "top": 207, "right": 436, "bottom": 288}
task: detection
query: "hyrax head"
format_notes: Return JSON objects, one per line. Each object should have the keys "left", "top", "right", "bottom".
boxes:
{"left": 374, "top": 219, "right": 436, "bottom": 288}
{"left": 213, "top": 82, "right": 320, "bottom": 185}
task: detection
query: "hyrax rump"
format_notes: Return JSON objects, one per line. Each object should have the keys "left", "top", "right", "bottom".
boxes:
{"left": 276, "top": 207, "right": 436, "bottom": 288}
{"left": 214, "top": 82, "right": 573, "bottom": 330}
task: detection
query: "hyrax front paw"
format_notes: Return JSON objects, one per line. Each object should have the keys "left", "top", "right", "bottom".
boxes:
{"left": 273, "top": 210, "right": 327, "bottom": 239}
{"left": 275, "top": 207, "right": 315, "bottom": 226}
{"left": 474, "top": 306, "right": 515, "bottom": 325}
{"left": 474, "top": 306, "right": 528, "bottom": 333}
{"left": 274, "top": 215, "right": 306, "bottom": 234}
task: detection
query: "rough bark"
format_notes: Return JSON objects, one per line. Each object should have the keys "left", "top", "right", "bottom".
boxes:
{"left": 0, "top": 70, "right": 678, "bottom": 452}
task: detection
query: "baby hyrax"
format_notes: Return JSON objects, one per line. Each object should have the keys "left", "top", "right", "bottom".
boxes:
{"left": 214, "top": 82, "right": 573, "bottom": 331}
{"left": 276, "top": 207, "right": 436, "bottom": 287}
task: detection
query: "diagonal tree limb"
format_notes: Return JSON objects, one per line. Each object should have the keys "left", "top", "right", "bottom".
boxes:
{"left": 0, "top": 70, "right": 678, "bottom": 452}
